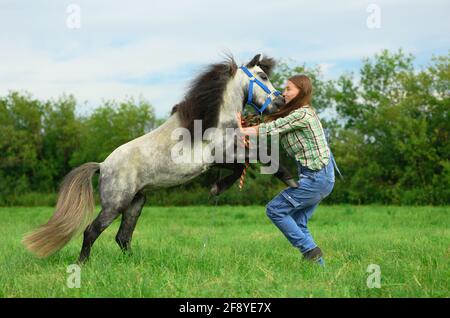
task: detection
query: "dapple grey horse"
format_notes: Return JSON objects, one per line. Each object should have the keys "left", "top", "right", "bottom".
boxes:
{"left": 22, "top": 54, "right": 286, "bottom": 263}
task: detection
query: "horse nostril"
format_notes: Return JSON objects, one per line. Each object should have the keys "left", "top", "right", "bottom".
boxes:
{"left": 274, "top": 97, "right": 286, "bottom": 108}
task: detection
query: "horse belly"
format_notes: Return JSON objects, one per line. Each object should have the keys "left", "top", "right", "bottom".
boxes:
{"left": 139, "top": 161, "right": 213, "bottom": 192}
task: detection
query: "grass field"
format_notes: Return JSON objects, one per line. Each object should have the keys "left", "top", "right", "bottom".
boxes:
{"left": 0, "top": 205, "right": 449, "bottom": 297}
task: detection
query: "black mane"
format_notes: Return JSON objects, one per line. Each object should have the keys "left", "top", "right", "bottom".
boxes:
{"left": 171, "top": 54, "right": 276, "bottom": 138}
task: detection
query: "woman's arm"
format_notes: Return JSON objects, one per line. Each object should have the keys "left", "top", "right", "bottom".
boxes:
{"left": 258, "top": 108, "right": 310, "bottom": 136}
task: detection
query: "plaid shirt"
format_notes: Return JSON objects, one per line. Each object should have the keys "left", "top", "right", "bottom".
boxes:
{"left": 258, "top": 106, "right": 330, "bottom": 171}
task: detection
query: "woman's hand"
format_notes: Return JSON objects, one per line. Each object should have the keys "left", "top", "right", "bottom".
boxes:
{"left": 236, "top": 112, "right": 259, "bottom": 135}
{"left": 236, "top": 112, "right": 258, "bottom": 147}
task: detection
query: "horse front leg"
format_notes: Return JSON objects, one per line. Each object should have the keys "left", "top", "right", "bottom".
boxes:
{"left": 257, "top": 139, "right": 298, "bottom": 187}
{"left": 209, "top": 163, "right": 245, "bottom": 197}
{"left": 273, "top": 162, "right": 299, "bottom": 188}
{"left": 210, "top": 160, "right": 298, "bottom": 196}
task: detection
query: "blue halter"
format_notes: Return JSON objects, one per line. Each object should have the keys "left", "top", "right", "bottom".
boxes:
{"left": 240, "top": 66, "right": 281, "bottom": 114}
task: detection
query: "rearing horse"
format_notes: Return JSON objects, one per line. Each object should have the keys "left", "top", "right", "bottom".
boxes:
{"left": 22, "top": 54, "right": 286, "bottom": 263}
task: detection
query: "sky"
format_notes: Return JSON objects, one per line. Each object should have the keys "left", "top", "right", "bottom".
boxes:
{"left": 0, "top": 0, "right": 449, "bottom": 119}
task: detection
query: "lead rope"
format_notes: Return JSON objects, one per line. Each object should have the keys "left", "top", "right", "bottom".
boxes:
{"left": 239, "top": 161, "right": 250, "bottom": 190}
{"left": 238, "top": 113, "right": 253, "bottom": 190}
{"left": 201, "top": 169, "right": 221, "bottom": 257}
{"left": 238, "top": 112, "right": 264, "bottom": 190}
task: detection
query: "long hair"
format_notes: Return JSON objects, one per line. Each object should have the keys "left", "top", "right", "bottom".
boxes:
{"left": 264, "top": 75, "right": 313, "bottom": 122}
{"left": 170, "top": 56, "right": 238, "bottom": 140}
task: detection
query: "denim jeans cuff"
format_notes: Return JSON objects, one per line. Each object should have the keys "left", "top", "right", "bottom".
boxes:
{"left": 299, "top": 244, "right": 317, "bottom": 254}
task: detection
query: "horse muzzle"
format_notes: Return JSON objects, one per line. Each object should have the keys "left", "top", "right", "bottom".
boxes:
{"left": 273, "top": 96, "right": 286, "bottom": 110}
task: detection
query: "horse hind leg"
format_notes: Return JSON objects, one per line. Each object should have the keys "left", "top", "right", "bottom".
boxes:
{"left": 78, "top": 192, "right": 134, "bottom": 264}
{"left": 115, "top": 192, "right": 146, "bottom": 254}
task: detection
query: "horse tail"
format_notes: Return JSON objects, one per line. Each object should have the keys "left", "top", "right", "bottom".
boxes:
{"left": 22, "top": 162, "right": 100, "bottom": 258}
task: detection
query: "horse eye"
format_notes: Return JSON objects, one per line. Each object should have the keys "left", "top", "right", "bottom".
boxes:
{"left": 259, "top": 73, "right": 268, "bottom": 80}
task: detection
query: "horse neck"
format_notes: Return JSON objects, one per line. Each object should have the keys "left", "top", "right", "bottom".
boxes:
{"left": 217, "top": 73, "right": 246, "bottom": 129}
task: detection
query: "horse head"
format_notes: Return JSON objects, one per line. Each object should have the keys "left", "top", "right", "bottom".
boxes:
{"left": 240, "top": 54, "right": 285, "bottom": 114}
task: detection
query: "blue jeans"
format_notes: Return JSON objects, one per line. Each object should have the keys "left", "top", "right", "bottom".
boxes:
{"left": 266, "top": 151, "right": 336, "bottom": 254}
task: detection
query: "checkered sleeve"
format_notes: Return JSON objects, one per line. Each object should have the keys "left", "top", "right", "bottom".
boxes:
{"left": 258, "top": 108, "right": 310, "bottom": 136}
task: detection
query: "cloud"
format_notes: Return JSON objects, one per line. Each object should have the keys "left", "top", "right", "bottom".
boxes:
{"left": 0, "top": 0, "right": 449, "bottom": 118}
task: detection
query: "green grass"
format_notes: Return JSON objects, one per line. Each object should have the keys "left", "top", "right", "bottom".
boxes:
{"left": 0, "top": 205, "right": 449, "bottom": 297}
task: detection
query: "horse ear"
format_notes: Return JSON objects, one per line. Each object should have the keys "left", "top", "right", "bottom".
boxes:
{"left": 258, "top": 56, "right": 276, "bottom": 76}
{"left": 246, "top": 54, "right": 262, "bottom": 68}
{"left": 228, "top": 62, "right": 237, "bottom": 76}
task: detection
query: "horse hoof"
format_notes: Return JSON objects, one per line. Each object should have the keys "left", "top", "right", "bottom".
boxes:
{"left": 286, "top": 178, "right": 299, "bottom": 188}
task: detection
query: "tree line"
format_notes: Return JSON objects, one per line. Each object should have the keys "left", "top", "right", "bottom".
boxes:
{"left": 0, "top": 49, "right": 448, "bottom": 206}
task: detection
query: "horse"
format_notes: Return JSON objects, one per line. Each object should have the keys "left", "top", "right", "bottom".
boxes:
{"left": 22, "top": 54, "right": 287, "bottom": 263}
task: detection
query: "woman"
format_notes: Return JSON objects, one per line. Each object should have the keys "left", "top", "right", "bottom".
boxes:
{"left": 236, "top": 75, "right": 337, "bottom": 266}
